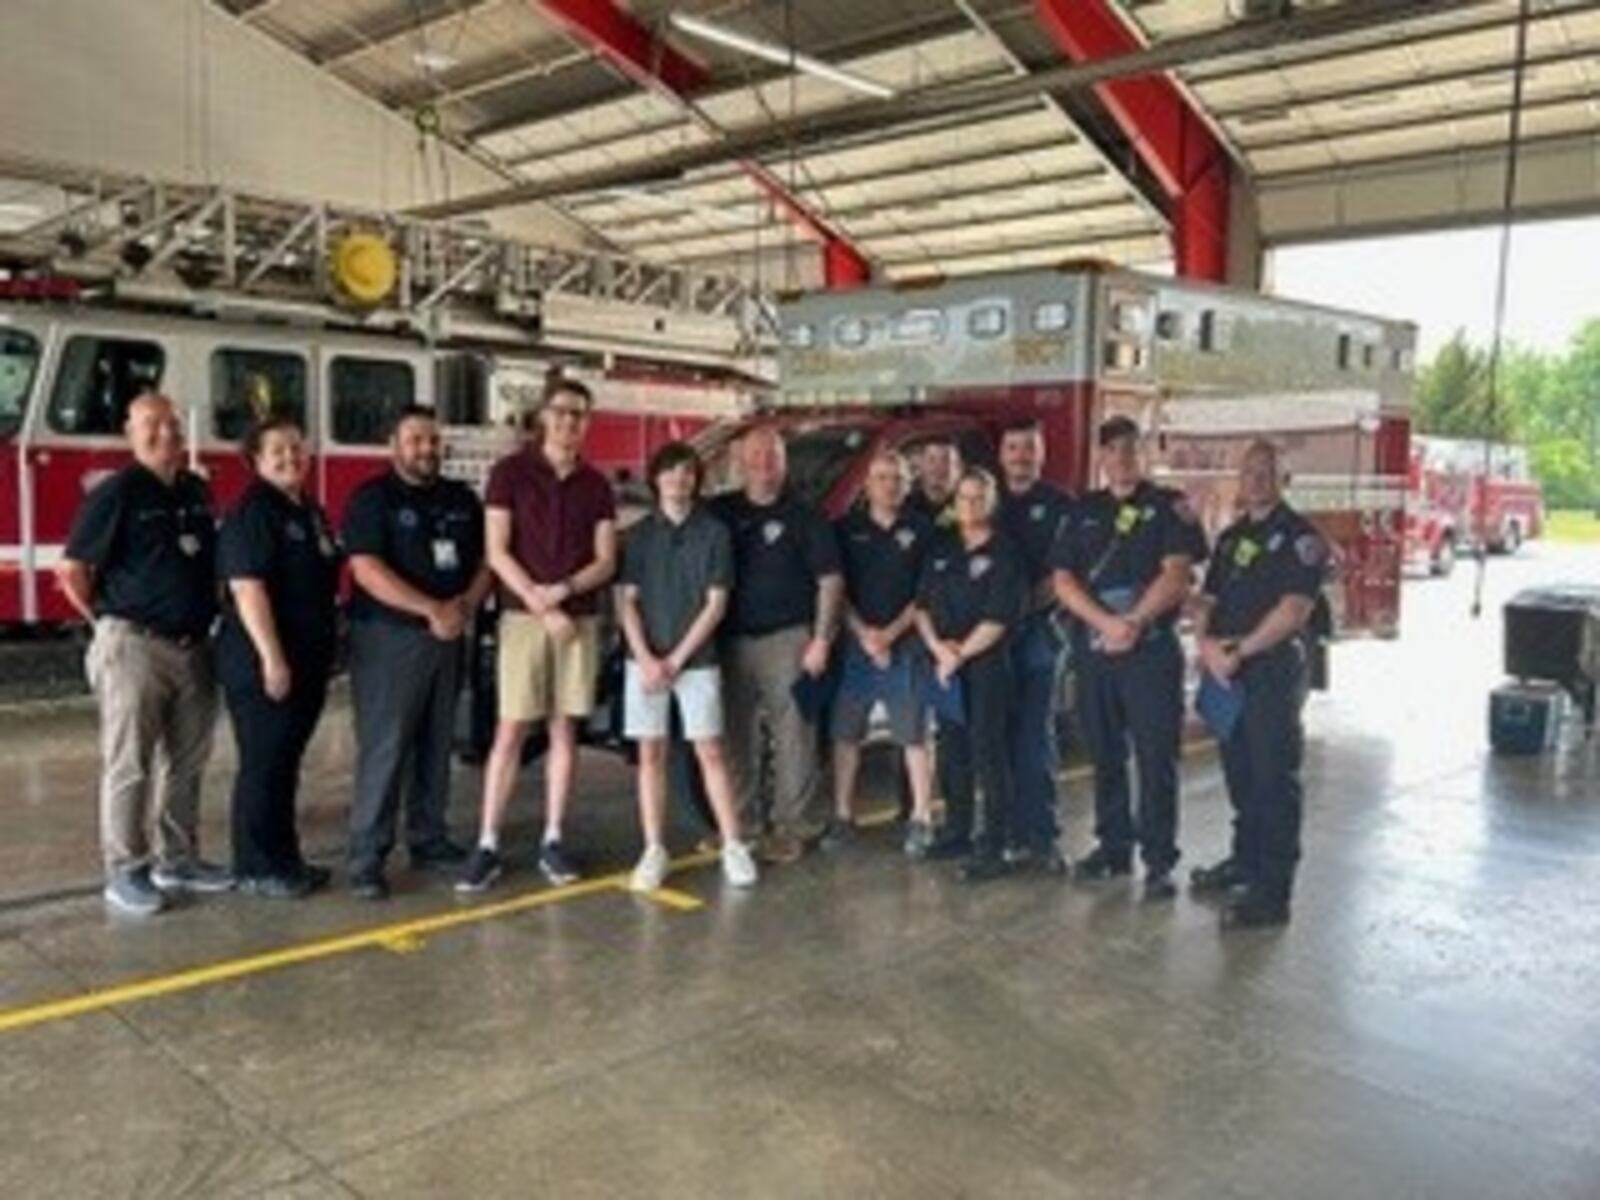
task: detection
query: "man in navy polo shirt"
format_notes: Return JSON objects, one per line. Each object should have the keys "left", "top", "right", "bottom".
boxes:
{"left": 342, "top": 404, "right": 492, "bottom": 899}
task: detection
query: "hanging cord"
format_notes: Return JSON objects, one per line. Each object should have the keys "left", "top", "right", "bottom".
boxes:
{"left": 1470, "top": 0, "right": 1531, "bottom": 620}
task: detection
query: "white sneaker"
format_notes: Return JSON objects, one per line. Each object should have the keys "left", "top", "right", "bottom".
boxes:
{"left": 721, "top": 840, "right": 759, "bottom": 888}
{"left": 628, "top": 844, "right": 671, "bottom": 893}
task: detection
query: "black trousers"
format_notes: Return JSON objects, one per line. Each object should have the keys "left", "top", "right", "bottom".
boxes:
{"left": 347, "top": 619, "right": 462, "bottom": 871}
{"left": 940, "top": 648, "right": 1016, "bottom": 858}
{"left": 1218, "top": 643, "right": 1308, "bottom": 903}
{"left": 222, "top": 654, "right": 330, "bottom": 880}
{"left": 1076, "top": 633, "right": 1184, "bottom": 872}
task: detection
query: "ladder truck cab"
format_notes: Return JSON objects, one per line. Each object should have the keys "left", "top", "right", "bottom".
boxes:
{"left": 0, "top": 176, "right": 767, "bottom": 629}
{"left": 703, "top": 262, "right": 1416, "bottom": 643}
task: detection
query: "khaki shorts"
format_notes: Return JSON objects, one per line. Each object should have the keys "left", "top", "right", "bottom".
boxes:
{"left": 496, "top": 611, "right": 600, "bottom": 722}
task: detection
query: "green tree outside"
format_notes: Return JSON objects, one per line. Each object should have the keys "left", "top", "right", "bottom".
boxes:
{"left": 1414, "top": 322, "right": 1600, "bottom": 509}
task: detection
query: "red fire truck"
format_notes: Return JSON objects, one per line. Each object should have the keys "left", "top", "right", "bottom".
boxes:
{"left": 0, "top": 305, "right": 758, "bottom": 627}
{"left": 0, "top": 176, "right": 766, "bottom": 629}
{"left": 1404, "top": 435, "right": 1544, "bottom": 576}
{"left": 705, "top": 262, "right": 1416, "bottom": 640}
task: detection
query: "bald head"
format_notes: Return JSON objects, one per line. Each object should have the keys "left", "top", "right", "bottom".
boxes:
{"left": 125, "top": 392, "right": 185, "bottom": 480}
{"left": 738, "top": 424, "right": 787, "bottom": 501}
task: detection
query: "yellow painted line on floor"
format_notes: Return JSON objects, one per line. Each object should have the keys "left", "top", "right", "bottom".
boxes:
{"left": 0, "top": 850, "right": 720, "bottom": 1036}
{"left": 633, "top": 886, "right": 706, "bottom": 912}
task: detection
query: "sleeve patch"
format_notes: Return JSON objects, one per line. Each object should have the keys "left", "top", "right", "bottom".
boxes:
{"left": 1295, "top": 533, "right": 1327, "bottom": 567}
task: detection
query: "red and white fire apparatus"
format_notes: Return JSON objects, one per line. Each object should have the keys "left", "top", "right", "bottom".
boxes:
{"left": 0, "top": 173, "right": 766, "bottom": 627}
{"left": 709, "top": 262, "right": 1416, "bottom": 640}
{"left": 1404, "top": 434, "right": 1544, "bottom": 576}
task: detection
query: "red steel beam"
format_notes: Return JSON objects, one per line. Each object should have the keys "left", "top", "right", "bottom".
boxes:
{"left": 533, "top": 0, "right": 872, "bottom": 288}
{"left": 1033, "top": 0, "right": 1228, "bottom": 282}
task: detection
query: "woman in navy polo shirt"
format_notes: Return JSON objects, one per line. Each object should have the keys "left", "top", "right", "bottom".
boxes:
{"left": 216, "top": 416, "right": 342, "bottom": 899}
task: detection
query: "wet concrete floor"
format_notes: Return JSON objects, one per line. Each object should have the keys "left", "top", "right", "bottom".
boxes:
{"left": 1, "top": 546, "right": 1597, "bottom": 1198}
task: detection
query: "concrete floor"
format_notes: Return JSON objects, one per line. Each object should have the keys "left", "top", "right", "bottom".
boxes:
{"left": 1, "top": 546, "right": 1598, "bottom": 1199}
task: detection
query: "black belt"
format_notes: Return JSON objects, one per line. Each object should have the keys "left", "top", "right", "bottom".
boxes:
{"left": 105, "top": 618, "right": 208, "bottom": 650}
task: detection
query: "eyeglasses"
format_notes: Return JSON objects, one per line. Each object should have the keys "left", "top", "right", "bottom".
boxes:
{"left": 545, "top": 405, "right": 589, "bottom": 422}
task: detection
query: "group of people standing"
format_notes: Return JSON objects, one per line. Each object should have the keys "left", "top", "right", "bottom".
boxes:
{"left": 61, "top": 378, "right": 1325, "bottom": 932}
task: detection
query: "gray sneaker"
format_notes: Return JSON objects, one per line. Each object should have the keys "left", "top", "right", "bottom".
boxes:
{"left": 152, "top": 859, "right": 236, "bottom": 894}
{"left": 104, "top": 868, "right": 168, "bottom": 917}
{"left": 902, "top": 820, "right": 935, "bottom": 859}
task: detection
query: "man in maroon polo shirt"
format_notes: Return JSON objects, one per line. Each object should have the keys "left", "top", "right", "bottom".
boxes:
{"left": 456, "top": 378, "right": 617, "bottom": 893}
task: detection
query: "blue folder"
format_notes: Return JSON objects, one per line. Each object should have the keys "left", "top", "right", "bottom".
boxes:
{"left": 923, "top": 675, "right": 966, "bottom": 729}
{"left": 1196, "top": 672, "right": 1244, "bottom": 741}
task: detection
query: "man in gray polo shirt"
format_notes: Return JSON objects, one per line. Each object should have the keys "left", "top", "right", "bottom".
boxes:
{"left": 617, "top": 441, "right": 759, "bottom": 892}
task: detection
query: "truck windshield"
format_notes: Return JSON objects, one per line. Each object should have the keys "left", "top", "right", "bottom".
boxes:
{"left": 698, "top": 421, "right": 872, "bottom": 507}
{"left": 0, "top": 328, "right": 40, "bottom": 439}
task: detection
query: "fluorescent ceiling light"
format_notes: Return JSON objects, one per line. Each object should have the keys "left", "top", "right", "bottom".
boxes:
{"left": 413, "top": 49, "right": 458, "bottom": 72}
{"left": 668, "top": 12, "right": 896, "bottom": 100}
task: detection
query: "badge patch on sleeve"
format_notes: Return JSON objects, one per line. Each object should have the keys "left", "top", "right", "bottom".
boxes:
{"left": 1295, "top": 534, "right": 1327, "bottom": 567}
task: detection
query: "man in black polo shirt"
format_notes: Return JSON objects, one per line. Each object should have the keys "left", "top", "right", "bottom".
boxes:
{"left": 711, "top": 424, "right": 843, "bottom": 864}
{"left": 1051, "top": 415, "right": 1207, "bottom": 900}
{"left": 58, "top": 392, "right": 230, "bottom": 917}
{"left": 342, "top": 405, "right": 492, "bottom": 899}
{"left": 831, "top": 449, "right": 936, "bottom": 855}
{"left": 996, "top": 419, "right": 1074, "bottom": 871}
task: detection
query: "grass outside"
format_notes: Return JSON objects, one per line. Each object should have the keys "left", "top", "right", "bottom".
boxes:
{"left": 1546, "top": 509, "right": 1600, "bottom": 543}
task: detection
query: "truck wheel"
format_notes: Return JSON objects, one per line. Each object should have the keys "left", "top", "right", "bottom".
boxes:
{"left": 1502, "top": 522, "right": 1521, "bottom": 555}
{"left": 1430, "top": 538, "right": 1455, "bottom": 578}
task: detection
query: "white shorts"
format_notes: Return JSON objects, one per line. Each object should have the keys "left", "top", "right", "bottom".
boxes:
{"left": 623, "top": 662, "right": 724, "bottom": 742}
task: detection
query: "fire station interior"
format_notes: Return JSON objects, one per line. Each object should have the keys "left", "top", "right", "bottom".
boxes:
{"left": 2, "top": 2, "right": 1598, "bottom": 1197}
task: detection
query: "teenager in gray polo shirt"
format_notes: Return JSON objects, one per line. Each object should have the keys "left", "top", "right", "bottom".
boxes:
{"left": 617, "top": 442, "right": 759, "bottom": 892}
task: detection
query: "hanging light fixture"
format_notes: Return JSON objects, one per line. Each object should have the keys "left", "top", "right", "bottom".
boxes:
{"left": 667, "top": 12, "right": 896, "bottom": 100}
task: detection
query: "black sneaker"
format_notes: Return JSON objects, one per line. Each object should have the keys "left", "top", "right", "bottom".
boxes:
{"left": 959, "top": 854, "right": 1012, "bottom": 884}
{"left": 538, "top": 840, "right": 581, "bottom": 886}
{"left": 1190, "top": 857, "right": 1250, "bottom": 896}
{"left": 297, "top": 863, "right": 333, "bottom": 893}
{"left": 238, "top": 873, "right": 313, "bottom": 900}
{"left": 924, "top": 832, "right": 973, "bottom": 861}
{"left": 818, "top": 818, "right": 856, "bottom": 851}
{"left": 1222, "top": 890, "right": 1291, "bottom": 930}
{"left": 349, "top": 867, "right": 389, "bottom": 901}
{"left": 1073, "top": 846, "right": 1133, "bottom": 881}
{"left": 411, "top": 840, "right": 470, "bottom": 871}
{"left": 1143, "top": 869, "right": 1178, "bottom": 902}
{"left": 455, "top": 847, "right": 503, "bottom": 894}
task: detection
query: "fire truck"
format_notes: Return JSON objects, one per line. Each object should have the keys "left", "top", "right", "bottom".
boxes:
{"left": 0, "top": 173, "right": 767, "bottom": 628}
{"left": 710, "top": 262, "right": 1416, "bottom": 640}
{"left": 1404, "top": 435, "right": 1544, "bottom": 576}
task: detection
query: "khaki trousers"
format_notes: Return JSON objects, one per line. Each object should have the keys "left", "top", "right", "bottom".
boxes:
{"left": 87, "top": 617, "right": 219, "bottom": 875}
{"left": 723, "top": 625, "right": 824, "bottom": 839}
